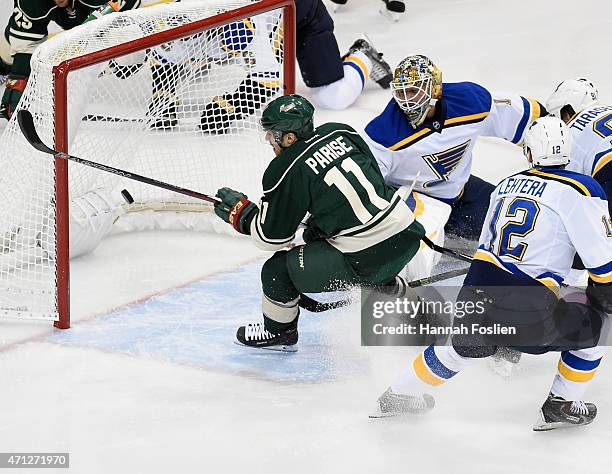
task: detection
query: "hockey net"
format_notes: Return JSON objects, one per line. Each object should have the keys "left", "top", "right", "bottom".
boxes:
{"left": 0, "top": 0, "right": 295, "bottom": 328}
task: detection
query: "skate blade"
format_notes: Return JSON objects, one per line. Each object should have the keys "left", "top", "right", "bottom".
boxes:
{"left": 379, "top": 6, "right": 400, "bottom": 22}
{"left": 532, "top": 410, "right": 594, "bottom": 431}
{"left": 369, "top": 409, "right": 402, "bottom": 419}
{"left": 233, "top": 340, "right": 298, "bottom": 353}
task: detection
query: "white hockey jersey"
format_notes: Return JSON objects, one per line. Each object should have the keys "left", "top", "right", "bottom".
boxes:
{"left": 565, "top": 104, "right": 612, "bottom": 181}
{"left": 473, "top": 168, "right": 611, "bottom": 289}
{"left": 364, "top": 82, "right": 544, "bottom": 201}
{"left": 149, "top": 11, "right": 281, "bottom": 85}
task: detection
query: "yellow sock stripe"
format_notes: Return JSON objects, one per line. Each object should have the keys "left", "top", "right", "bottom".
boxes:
{"left": 558, "top": 359, "right": 597, "bottom": 383}
{"left": 343, "top": 55, "right": 369, "bottom": 82}
{"left": 413, "top": 353, "right": 446, "bottom": 386}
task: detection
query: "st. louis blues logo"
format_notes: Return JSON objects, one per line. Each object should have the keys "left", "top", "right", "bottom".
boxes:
{"left": 422, "top": 140, "right": 471, "bottom": 188}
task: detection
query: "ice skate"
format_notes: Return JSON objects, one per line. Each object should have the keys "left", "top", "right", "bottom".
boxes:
{"left": 343, "top": 36, "right": 393, "bottom": 89}
{"left": 380, "top": 0, "right": 405, "bottom": 22}
{"left": 533, "top": 393, "right": 597, "bottom": 431}
{"left": 235, "top": 320, "right": 298, "bottom": 352}
{"left": 370, "top": 388, "right": 435, "bottom": 418}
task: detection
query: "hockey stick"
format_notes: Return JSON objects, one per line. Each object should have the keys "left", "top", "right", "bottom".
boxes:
{"left": 17, "top": 110, "right": 221, "bottom": 205}
{"left": 421, "top": 236, "right": 473, "bottom": 263}
{"left": 298, "top": 266, "right": 470, "bottom": 313}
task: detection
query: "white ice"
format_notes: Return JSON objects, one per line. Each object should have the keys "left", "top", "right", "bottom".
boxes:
{"left": 1, "top": 0, "right": 612, "bottom": 472}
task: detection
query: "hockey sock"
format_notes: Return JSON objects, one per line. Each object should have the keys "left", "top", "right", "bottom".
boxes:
{"left": 550, "top": 347, "right": 605, "bottom": 400}
{"left": 262, "top": 294, "right": 299, "bottom": 334}
{"left": 342, "top": 50, "right": 372, "bottom": 90}
{"left": 391, "top": 345, "right": 476, "bottom": 395}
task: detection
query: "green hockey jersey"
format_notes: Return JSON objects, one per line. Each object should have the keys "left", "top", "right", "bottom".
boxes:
{"left": 251, "top": 122, "right": 419, "bottom": 254}
{"left": 4, "top": 0, "right": 141, "bottom": 75}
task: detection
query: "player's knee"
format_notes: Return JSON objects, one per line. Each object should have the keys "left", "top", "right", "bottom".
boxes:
{"left": 311, "top": 80, "right": 358, "bottom": 110}
{"left": 261, "top": 250, "right": 289, "bottom": 283}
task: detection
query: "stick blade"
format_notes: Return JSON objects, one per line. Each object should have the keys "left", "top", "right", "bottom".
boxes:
{"left": 17, "top": 109, "right": 53, "bottom": 154}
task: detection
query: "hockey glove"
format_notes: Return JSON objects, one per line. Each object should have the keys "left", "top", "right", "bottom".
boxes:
{"left": 214, "top": 187, "right": 258, "bottom": 235}
{"left": 0, "top": 75, "right": 28, "bottom": 120}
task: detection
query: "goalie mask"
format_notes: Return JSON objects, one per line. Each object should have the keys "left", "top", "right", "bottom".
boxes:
{"left": 546, "top": 78, "right": 598, "bottom": 118}
{"left": 260, "top": 94, "right": 315, "bottom": 143}
{"left": 523, "top": 116, "right": 571, "bottom": 168}
{"left": 391, "top": 55, "right": 442, "bottom": 128}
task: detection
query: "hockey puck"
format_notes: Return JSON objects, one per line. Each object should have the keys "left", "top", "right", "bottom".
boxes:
{"left": 121, "top": 189, "right": 135, "bottom": 204}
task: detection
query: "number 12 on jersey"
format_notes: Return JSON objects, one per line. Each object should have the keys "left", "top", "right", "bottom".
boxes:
{"left": 487, "top": 197, "right": 540, "bottom": 261}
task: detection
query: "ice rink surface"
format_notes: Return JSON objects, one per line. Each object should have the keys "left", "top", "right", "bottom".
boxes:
{"left": 1, "top": 0, "right": 612, "bottom": 472}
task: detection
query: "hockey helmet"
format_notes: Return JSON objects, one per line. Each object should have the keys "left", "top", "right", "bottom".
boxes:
{"left": 546, "top": 78, "right": 598, "bottom": 118}
{"left": 390, "top": 55, "right": 442, "bottom": 128}
{"left": 523, "top": 116, "right": 571, "bottom": 168}
{"left": 260, "top": 94, "right": 315, "bottom": 141}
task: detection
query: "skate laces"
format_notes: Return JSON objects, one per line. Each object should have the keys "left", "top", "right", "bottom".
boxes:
{"left": 570, "top": 401, "right": 589, "bottom": 415}
{"left": 244, "top": 322, "right": 274, "bottom": 341}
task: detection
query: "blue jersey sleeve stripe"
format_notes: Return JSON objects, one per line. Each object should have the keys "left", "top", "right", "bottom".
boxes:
{"left": 511, "top": 97, "right": 531, "bottom": 144}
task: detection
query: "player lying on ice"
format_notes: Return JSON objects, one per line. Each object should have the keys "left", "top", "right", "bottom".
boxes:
{"left": 151, "top": 0, "right": 394, "bottom": 132}
{"left": 371, "top": 116, "right": 612, "bottom": 431}
{"left": 364, "top": 54, "right": 547, "bottom": 241}
{"left": 212, "top": 94, "right": 427, "bottom": 351}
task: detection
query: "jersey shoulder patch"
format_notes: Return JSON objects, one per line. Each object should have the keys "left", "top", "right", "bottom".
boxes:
{"left": 443, "top": 82, "right": 492, "bottom": 124}
{"left": 526, "top": 168, "right": 607, "bottom": 199}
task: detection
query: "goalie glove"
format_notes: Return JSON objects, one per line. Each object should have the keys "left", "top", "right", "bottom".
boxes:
{"left": 214, "top": 187, "right": 258, "bottom": 235}
{"left": 0, "top": 75, "right": 28, "bottom": 120}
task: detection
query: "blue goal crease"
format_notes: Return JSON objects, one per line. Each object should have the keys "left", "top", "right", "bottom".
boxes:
{"left": 47, "top": 262, "right": 363, "bottom": 383}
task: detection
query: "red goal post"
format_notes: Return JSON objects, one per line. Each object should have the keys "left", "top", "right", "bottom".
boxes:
{"left": 49, "top": 0, "right": 296, "bottom": 329}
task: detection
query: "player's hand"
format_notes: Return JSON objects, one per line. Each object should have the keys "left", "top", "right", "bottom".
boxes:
{"left": 0, "top": 75, "right": 28, "bottom": 120}
{"left": 214, "top": 187, "right": 258, "bottom": 234}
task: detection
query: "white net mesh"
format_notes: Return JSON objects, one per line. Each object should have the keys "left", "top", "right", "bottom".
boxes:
{"left": 0, "top": 0, "right": 288, "bottom": 322}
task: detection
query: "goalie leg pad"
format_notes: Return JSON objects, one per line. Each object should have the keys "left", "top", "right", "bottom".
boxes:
{"left": 69, "top": 188, "right": 125, "bottom": 258}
